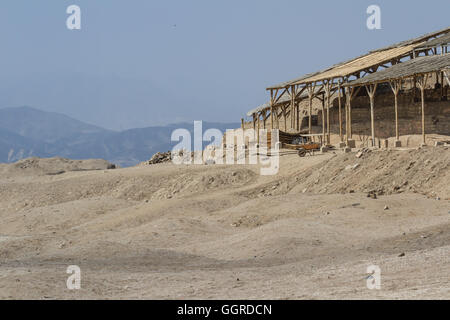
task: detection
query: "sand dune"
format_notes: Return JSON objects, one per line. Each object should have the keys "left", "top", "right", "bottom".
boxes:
{"left": 0, "top": 144, "right": 449, "bottom": 299}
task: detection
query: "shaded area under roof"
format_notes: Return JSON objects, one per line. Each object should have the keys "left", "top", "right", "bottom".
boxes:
{"left": 345, "top": 54, "right": 450, "bottom": 86}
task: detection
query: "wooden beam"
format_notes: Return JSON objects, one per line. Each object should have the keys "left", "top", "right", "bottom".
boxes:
{"left": 321, "top": 93, "right": 325, "bottom": 144}
{"left": 444, "top": 70, "right": 450, "bottom": 86}
{"left": 257, "top": 112, "right": 261, "bottom": 144}
{"left": 338, "top": 81, "right": 343, "bottom": 142}
{"left": 365, "top": 83, "right": 378, "bottom": 147}
{"left": 416, "top": 75, "right": 429, "bottom": 145}
{"left": 345, "top": 86, "right": 355, "bottom": 142}
{"left": 290, "top": 85, "right": 297, "bottom": 130}
{"left": 270, "top": 90, "right": 275, "bottom": 130}
{"left": 324, "top": 80, "right": 333, "bottom": 144}
{"left": 306, "top": 82, "right": 317, "bottom": 135}
{"left": 389, "top": 80, "right": 401, "bottom": 142}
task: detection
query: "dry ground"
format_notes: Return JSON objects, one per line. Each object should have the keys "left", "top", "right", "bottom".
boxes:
{"left": 0, "top": 139, "right": 449, "bottom": 299}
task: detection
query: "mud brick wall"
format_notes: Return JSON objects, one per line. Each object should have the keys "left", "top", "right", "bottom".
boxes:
{"left": 318, "top": 87, "right": 450, "bottom": 138}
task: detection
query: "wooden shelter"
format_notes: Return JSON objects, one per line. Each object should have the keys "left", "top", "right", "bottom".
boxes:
{"left": 246, "top": 27, "right": 450, "bottom": 147}
{"left": 343, "top": 54, "right": 450, "bottom": 146}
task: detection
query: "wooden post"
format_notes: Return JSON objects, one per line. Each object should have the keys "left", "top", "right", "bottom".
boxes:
{"left": 421, "top": 85, "right": 425, "bottom": 145}
{"left": 338, "top": 81, "right": 343, "bottom": 142}
{"left": 365, "top": 83, "right": 378, "bottom": 147}
{"left": 276, "top": 108, "right": 280, "bottom": 129}
{"left": 444, "top": 69, "right": 450, "bottom": 87}
{"left": 416, "top": 75, "right": 429, "bottom": 145}
{"left": 348, "top": 93, "right": 352, "bottom": 139}
{"left": 389, "top": 80, "right": 401, "bottom": 142}
{"left": 441, "top": 71, "right": 445, "bottom": 99}
{"left": 345, "top": 86, "right": 355, "bottom": 144}
{"left": 321, "top": 93, "right": 325, "bottom": 145}
{"left": 263, "top": 110, "right": 266, "bottom": 129}
{"left": 306, "top": 83, "right": 316, "bottom": 135}
{"left": 283, "top": 106, "right": 287, "bottom": 131}
{"left": 290, "top": 85, "right": 296, "bottom": 130}
{"left": 324, "top": 80, "right": 332, "bottom": 144}
{"left": 270, "top": 89, "right": 274, "bottom": 130}
{"left": 345, "top": 88, "right": 349, "bottom": 144}
{"left": 257, "top": 112, "right": 260, "bottom": 144}
{"left": 252, "top": 113, "right": 256, "bottom": 133}
{"left": 241, "top": 118, "right": 244, "bottom": 130}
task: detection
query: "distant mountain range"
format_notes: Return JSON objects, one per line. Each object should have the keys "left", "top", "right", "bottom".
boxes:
{"left": 0, "top": 106, "right": 239, "bottom": 167}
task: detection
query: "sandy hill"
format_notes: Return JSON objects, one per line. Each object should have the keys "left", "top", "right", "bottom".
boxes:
{"left": 0, "top": 142, "right": 449, "bottom": 299}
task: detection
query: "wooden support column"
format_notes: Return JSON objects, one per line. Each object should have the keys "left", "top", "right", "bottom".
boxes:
{"left": 257, "top": 112, "right": 261, "bottom": 144}
{"left": 241, "top": 118, "right": 244, "bottom": 130}
{"left": 324, "top": 80, "right": 332, "bottom": 144}
{"left": 389, "top": 80, "right": 401, "bottom": 144}
{"left": 252, "top": 113, "right": 256, "bottom": 133}
{"left": 270, "top": 90, "right": 274, "bottom": 130}
{"left": 276, "top": 107, "right": 280, "bottom": 129}
{"left": 365, "top": 83, "right": 378, "bottom": 147}
{"left": 263, "top": 110, "right": 266, "bottom": 129}
{"left": 306, "top": 83, "right": 316, "bottom": 135}
{"left": 444, "top": 69, "right": 450, "bottom": 87}
{"left": 282, "top": 106, "right": 287, "bottom": 131}
{"left": 338, "top": 81, "right": 343, "bottom": 142}
{"left": 321, "top": 93, "right": 325, "bottom": 144}
{"left": 416, "top": 75, "right": 429, "bottom": 145}
{"left": 290, "top": 85, "right": 296, "bottom": 130}
{"left": 344, "top": 86, "right": 356, "bottom": 147}
{"left": 348, "top": 93, "right": 352, "bottom": 139}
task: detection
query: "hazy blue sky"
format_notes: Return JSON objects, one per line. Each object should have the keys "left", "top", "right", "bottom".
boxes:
{"left": 0, "top": 0, "right": 447, "bottom": 130}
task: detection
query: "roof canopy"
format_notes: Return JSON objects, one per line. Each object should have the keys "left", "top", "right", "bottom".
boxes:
{"left": 246, "top": 86, "right": 322, "bottom": 117}
{"left": 345, "top": 54, "right": 450, "bottom": 87}
{"left": 415, "top": 32, "right": 450, "bottom": 49}
{"left": 266, "top": 27, "right": 450, "bottom": 90}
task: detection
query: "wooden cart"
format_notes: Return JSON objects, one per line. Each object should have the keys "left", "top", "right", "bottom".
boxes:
{"left": 282, "top": 142, "right": 321, "bottom": 157}
{"left": 266, "top": 131, "right": 322, "bottom": 157}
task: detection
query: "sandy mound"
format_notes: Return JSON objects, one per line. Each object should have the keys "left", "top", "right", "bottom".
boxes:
{"left": 240, "top": 145, "right": 449, "bottom": 200}
{"left": 0, "top": 157, "right": 116, "bottom": 177}
{"left": 0, "top": 146, "right": 449, "bottom": 299}
{"left": 288, "top": 145, "right": 450, "bottom": 199}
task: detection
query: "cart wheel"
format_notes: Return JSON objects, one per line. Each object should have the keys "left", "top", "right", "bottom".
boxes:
{"left": 298, "top": 148, "right": 306, "bottom": 157}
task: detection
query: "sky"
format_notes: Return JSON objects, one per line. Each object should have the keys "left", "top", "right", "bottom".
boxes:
{"left": 0, "top": 0, "right": 448, "bottom": 130}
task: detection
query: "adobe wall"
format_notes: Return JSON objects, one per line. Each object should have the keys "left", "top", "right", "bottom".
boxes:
{"left": 318, "top": 86, "right": 450, "bottom": 139}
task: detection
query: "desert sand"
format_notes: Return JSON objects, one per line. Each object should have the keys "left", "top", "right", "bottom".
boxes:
{"left": 0, "top": 138, "right": 449, "bottom": 299}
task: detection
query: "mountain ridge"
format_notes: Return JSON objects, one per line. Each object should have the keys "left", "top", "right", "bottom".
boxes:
{"left": 0, "top": 106, "right": 239, "bottom": 167}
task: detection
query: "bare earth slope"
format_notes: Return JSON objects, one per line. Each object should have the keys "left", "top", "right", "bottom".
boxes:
{"left": 0, "top": 146, "right": 449, "bottom": 299}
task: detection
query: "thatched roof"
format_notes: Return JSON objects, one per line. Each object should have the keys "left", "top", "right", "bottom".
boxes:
{"left": 372, "top": 26, "right": 450, "bottom": 52}
{"left": 415, "top": 32, "right": 450, "bottom": 49}
{"left": 267, "top": 27, "right": 450, "bottom": 90}
{"left": 345, "top": 54, "right": 450, "bottom": 86}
